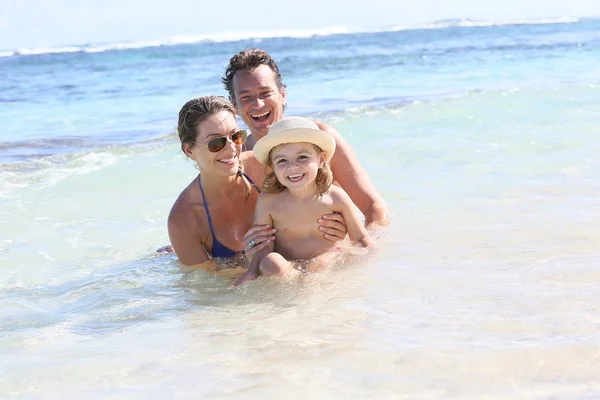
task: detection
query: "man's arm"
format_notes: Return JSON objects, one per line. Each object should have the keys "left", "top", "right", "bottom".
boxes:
{"left": 331, "top": 187, "right": 375, "bottom": 248}
{"left": 315, "top": 121, "right": 390, "bottom": 227}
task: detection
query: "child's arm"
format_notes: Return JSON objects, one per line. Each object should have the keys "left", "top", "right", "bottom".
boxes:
{"left": 233, "top": 193, "right": 276, "bottom": 287}
{"left": 331, "top": 187, "right": 375, "bottom": 248}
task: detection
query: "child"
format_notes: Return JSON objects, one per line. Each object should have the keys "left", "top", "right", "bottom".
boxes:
{"left": 240, "top": 116, "right": 374, "bottom": 282}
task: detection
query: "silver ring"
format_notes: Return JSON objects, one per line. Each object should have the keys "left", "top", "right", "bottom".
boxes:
{"left": 247, "top": 239, "right": 256, "bottom": 249}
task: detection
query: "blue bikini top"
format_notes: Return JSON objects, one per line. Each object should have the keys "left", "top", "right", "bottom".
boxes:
{"left": 198, "top": 172, "right": 260, "bottom": 258}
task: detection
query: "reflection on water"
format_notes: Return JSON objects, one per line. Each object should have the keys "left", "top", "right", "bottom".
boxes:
{"left": 2, "top": 220, "right": 600, "bottom": 398}
{"left": 2, "top": 19, "right": 600, "bottom": 396}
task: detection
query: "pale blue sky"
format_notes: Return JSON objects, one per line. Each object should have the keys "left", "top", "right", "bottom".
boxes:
{"left": 1, "top": 0, "right": 599, "bottom": 49}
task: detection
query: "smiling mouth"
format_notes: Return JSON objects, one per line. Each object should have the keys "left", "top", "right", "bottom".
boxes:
{"left": 251, "top": 111, "right": 270, "bottom": 122}
{"left": 218, "top": 155, "right": 237, "bottom": 164}
{"left": 287, "top": 173, "right": 304, "bottom": 182}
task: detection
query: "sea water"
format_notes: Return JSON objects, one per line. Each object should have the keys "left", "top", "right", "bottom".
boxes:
{"left": 1, "top": 18, "right": 600, "bottom": 398}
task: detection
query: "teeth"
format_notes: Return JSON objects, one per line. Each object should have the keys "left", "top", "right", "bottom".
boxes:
{"left": 252, "top": 111, "right": 270, "bottom": 118}
{"left": 288, "top": 174, "right": 303, "bottom": 180}
{"left": 218, "top": 156, "right": 236, "bottom": 163}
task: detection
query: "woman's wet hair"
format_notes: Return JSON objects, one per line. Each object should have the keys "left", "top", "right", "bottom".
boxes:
{"left": 262, "top": 144, "right": 333, "bottom": 197}
{"left": 177, "top": 95, "right": 236, "bottom": 152}
{"left": 222, "top": 48, "right": 287, "bottom": 103}
{"left": 177, "top": 95, "right": 251, "bottom": 197}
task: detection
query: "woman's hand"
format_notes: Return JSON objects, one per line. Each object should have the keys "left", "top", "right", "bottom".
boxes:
{"left": 233, "top": 225, "right": 276, "bottom": 287}
{"left": 243, "top": 224, "right": 276, "bottom": 259}
{"left": 318, "top": 212, "right": 347, "bottom": 242}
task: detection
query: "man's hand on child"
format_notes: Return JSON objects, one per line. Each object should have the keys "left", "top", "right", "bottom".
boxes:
{"left": 318, "top": 212, "right": 347, "bottom": 242}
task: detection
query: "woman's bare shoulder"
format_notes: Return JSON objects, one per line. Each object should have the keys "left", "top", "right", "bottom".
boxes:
{"left": 168, "top": 178, "right": 206, "bottom": 231}
{"left": 167, "top": 178, "right": 212, "bottom": 263}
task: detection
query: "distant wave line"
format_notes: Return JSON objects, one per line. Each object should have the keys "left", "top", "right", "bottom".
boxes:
{"left": 0, "top": 16, "right": 586, "bottom": 58}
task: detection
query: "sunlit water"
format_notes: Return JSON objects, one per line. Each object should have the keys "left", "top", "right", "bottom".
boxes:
{"left": 1, "top": 18, "right": 600, "bottom": 398}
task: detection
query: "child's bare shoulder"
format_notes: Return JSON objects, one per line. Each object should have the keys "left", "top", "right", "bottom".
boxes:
{"left": 257, "top": 191, "right": 285, "bottom": 209}
{"left": 327, "top": 185, "right": 353, "bottom": 205}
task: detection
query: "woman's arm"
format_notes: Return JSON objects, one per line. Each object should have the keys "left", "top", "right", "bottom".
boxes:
{"left": 233, "top": 193, "right": 275, "bottom": 287}
{"left": 167, "top": 204, "right": 211, "bottom": 267}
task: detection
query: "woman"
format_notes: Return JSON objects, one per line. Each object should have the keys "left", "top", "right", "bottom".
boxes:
{"left": 168, "top": 96, "right": 346, "bottom": 273}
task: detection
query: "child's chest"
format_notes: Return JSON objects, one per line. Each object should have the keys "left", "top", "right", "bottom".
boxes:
{"left": 270, "top": 199, "right": 335, "bottom": 238}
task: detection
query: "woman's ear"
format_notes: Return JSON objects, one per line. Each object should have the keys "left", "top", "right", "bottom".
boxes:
{"left": 182, "top": 142, "right": 194, "bottom": 158}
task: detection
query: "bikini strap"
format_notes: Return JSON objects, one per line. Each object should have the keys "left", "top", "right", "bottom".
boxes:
{"left": 241, "top": 171, "right": 261, "bottom": 193}
{"left": 198, "top": 176, "right": 217, "bottom": 238}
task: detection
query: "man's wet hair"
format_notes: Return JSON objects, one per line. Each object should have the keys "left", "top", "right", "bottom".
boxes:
{"left": 222, "top": 48, "right": 287, "bottom": 103}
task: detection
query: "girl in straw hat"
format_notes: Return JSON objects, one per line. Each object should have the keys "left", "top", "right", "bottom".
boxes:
{"left": 234, "top": 116, "right": 373, "bottom": 285}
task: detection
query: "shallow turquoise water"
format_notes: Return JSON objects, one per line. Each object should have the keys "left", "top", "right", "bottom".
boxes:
{"left": 1, "top": 19, "right": 600, "bottom": 398}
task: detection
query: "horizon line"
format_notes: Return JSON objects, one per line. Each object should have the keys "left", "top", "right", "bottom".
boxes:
{"left": 1, "top": 15, "right": 597, "bottom": 57}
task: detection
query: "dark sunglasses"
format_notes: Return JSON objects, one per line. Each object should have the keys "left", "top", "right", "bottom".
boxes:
{"left": 205, "top": 130, "right": 248, "bottom": 153}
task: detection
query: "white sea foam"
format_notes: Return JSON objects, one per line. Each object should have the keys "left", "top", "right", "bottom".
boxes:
{"left": 9, "top": 46, "right": 84, "bottom": 56}
{"left": 0, "top": 17, "right": 584, "bottom": 58}
{"left": 1, "top": 26, "right": 349, "bottom": 58}
{"left": 384, "top": 16, "right": 582, "bottom": 32}
{"left": 0, "top": 150, "right": 123, "bottom": 199}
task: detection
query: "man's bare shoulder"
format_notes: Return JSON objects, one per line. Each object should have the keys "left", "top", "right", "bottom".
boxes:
{"left": 313, "top": 120, "right": 342, "bottom": 138}
{"left": 313, "top": 120, "right": 354, "bottom": 158}
{"left": 240, "top": 150, "right": 263, "bottom": 181}
{"left": 240, "top": 149, "right": 256, "bottom": 164}
{"left": 313, "top": 119, "right": 389, "bottom": 226}
{"left": 240, "top": 150, "right": 259, "bottom": 168}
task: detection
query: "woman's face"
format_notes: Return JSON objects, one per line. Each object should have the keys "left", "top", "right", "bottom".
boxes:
{"left": 184, "top": 111, "right": 243, "bottom": 176}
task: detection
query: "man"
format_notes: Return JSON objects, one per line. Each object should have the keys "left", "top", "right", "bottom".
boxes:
{"left": 222, "top": 48, "right": 390, "bottom": 228}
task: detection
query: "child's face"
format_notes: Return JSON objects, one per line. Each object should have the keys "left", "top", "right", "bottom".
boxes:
{"left": 270, "top": 142, "right": 326, "bottom": 192}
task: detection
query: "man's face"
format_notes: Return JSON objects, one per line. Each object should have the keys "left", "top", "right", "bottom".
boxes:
{"left": 231, "top": 64, "right": 286, "bottom": 140}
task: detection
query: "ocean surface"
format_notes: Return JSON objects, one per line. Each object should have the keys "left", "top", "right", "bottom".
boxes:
{"left": 1, "top": 17, "right": 600, "bottom": 398}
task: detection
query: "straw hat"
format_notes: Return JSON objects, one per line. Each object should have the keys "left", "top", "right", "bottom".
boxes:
{"left": 253, "top": 117, "right": 336, "bottom": 164}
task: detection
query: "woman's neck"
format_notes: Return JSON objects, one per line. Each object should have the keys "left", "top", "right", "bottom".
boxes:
{"left": 199, "top": 170, "right": 244, "bottom": 199}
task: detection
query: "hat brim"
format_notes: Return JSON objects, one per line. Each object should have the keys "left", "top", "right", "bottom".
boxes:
{"left": 253, "top": 127, "right": 336, "bottom": 164}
